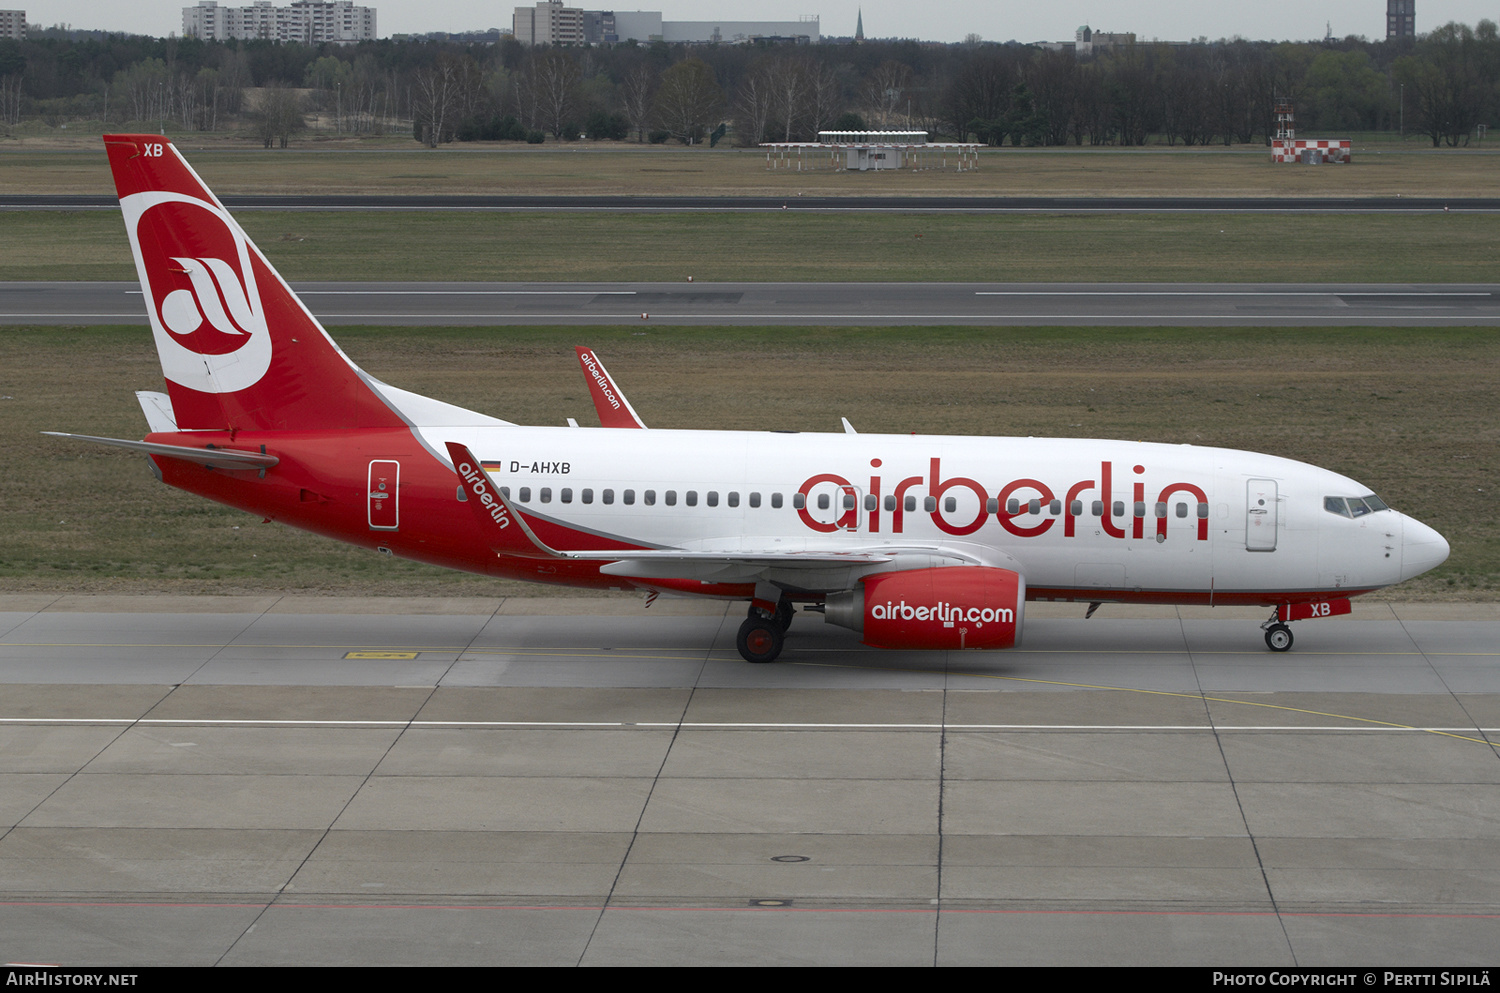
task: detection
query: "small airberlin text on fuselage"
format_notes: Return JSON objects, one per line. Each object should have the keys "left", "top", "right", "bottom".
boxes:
{"left": 457, "top": 461, "right": 512, "bottom": 529}
{"left": 797, "top": 458, "right": 1210, "bottom": 539}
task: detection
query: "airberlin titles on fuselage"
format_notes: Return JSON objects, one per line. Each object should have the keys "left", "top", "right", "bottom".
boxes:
{"left": 796, "top": 458, "right": 1210, "bottom": 540}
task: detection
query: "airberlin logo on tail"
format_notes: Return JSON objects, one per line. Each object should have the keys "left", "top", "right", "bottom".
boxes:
{"left": 159, "top": 256, "right": 257, "bottom": 338}
{"left": 457, "top": 461, "right": 512, "bottom": 529}
{"left": 120, "top": 188, "right": 272, "bottom": 395}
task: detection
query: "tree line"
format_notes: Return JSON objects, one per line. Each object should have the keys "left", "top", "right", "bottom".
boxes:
{"left": 1, "top": 23, "right": 1496, "bottom": 148}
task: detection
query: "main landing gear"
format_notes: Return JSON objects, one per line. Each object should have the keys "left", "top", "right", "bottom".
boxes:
{"left": 736, "top": 600, "right": 795, "bottom": 663}
{"left": 1261, "top": 608, "right": 1294, "bottom": 653}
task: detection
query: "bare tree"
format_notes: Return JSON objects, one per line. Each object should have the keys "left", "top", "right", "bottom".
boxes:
{"left": 864, "top": 59, "right": 912, "bottom": 128}
{"left": 529, "top": 49, "right": 579, "bottom": 138}
{"left": 414, "top": 54, "right": 478, "bottom": 146}
{"left": 653, "top": 57, "right": 723, "bottom": 144}
{"left": 620, "top": 63, "right": 657, "bottom": 142}
{"left": 255, "top": 82, "right": 305, "bottom": 148}
{"left": 734, "top": 61, "right": 774, "bottom": 145}
{"left": 767, "top": 55, "right": 810, "bottom": 141}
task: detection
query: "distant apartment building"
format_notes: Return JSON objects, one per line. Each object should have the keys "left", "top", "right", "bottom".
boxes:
{"left": 182, "top": 1, "right": 377, "bottom": 44}
{"left": 1386, "top": 0, "right": 1415, "bottom": 39}
{"left": 514, "top": 3, "right": 816, "bottom": 45}
{"left": 513, "top": 1, "right": 584, "bottom": 45}
{"left": 0, "top": 9, "right": 25, "bottom": 40}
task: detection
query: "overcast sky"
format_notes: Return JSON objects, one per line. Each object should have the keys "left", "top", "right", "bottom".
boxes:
{"left": 27, "top": 0, "right": 1498, "bottom": 45}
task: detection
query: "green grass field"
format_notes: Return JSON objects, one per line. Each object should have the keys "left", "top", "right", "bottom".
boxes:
{"left": 2, "top": 324, "right": 1494, "bottom": 599}
{"left": 4, "top": 209, "right": 1498, "bottom": 284}
{"left": 4, "top": 137, "right": 1499, "bottom": 198}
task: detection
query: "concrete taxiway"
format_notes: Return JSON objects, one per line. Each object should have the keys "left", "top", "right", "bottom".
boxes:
{"left": 5, "top": 281, "right": 1500, "bottom": 327}
{"left": 1, "top": 594, "right": 1497, "bottom": 966}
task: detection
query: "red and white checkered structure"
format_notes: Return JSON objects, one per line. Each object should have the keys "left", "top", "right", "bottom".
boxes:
{"left": 1272, "top": 139, "right": 1352, "bottom": 164}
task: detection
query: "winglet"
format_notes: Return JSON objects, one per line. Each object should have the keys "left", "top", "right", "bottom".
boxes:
{"left": 445, "top": 442, "right": 561, "bottom": 559}
{"left": 575, "top": 347, "right": 647, "bottom": 428}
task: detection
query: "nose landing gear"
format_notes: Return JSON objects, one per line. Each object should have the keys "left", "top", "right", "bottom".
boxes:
{"left": 1261, "top": 605, "right": 1295, "bottom": 652}
{"left": 1263, "top": 621, "right": 1294, "bottom": 652}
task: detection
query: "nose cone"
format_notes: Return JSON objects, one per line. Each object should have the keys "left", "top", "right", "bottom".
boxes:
{"left": 1401, "top": 515, "right": 1450, "bottom": 581}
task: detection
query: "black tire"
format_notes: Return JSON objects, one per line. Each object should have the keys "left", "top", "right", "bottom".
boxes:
{"left": 737, "top": 616, "right": 785, "bottom": 663}
{"left": 1265, "top": 623, "right": 1293, "bottom": 652}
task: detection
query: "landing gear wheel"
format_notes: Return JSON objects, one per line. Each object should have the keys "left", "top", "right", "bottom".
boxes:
{"left": 1265, "top": 623, "right": 1293, "bottom": 652}
{"left": 737, "top": 616, "right": 785, "bottom": 663}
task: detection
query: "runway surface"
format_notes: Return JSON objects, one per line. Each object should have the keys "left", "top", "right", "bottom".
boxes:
{"left": 6, "top": 194, "right": 1499, "bottom": 213}
{"left": 7, "top": 281, "right": 1500, "bottom": 327}
{"left": 2, "top": 594, "right": 1497, "bottom": 966}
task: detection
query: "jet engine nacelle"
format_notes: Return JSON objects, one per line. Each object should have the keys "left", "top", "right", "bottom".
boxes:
{"left": 824, "top": 566, "right": 1026, "bottom": 650}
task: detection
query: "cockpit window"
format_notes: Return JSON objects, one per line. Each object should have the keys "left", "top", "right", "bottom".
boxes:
{"left": 1325, "top": 494, "right": 1388, "bottom": 519}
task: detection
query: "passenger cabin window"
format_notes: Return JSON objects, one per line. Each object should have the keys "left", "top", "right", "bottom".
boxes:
{"left": 792, "top": 493, "right": 804, "bottom": 510}
{"left": 540, "top": 487, "right": 552, "bottom": 503}
{"left": 727, "top": 492, "right": 738, "bottom": 508}
{"left": 1176, "top": 502, "right": 1188, "bottom": 518}
{"left": 905, "top": 496, "right": 917, "bottom": 513}
{"left": 864, "top": 494, "right": 877, "bottom": 511}
{"left": 944, "top": 497, "right": 957, "bottom": 513}
{"left": 749, "top": 492, "right": 761, "bottom": 508}
{"left": 643, "top": 490, "right": 655, "bottom": 506}
{"left": 519, "top": 487, "right": 532, "bottom": 502}
{"left": 581, "top": 488, "right": 593, "bottom": 504}
{"left": 603, "top": 489, "right": 615, "bottom": 505}
{"left": 685, "top": 491, "right": 697, "bottom": 507}
{"left": 1049, "top": 500, "right": 1062, "bottom": 515}
{"left": 1091, "top": 500, "right": 1103, "bottom": 517}
{"left": 884, "top": 495, "right": 896, "bottom": 512}
{"left": 560, "top": 488, "right": 572, "bottom": 504}
{"left": 817, "top": 493, "right": 829, "bottom": 510}
{"left": 623, "top": 489, "right": 635, "bottom": 505}
{"left": 775, "top": 493, "right": 787, "bottom": 509}
{"left": 1070, "top": 500, "right": 1083, "bottom": 516}
{"left": 924, "top": 496, "right": 937, "bottom": 512}
{"left": 500, "top": 486, "right": 510, "bottom": 498}
{"left": 666, "top": 491, "right": 678, "bottom": 506}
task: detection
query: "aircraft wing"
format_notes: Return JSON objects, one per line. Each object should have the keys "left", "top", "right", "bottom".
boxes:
{"left": 575, "top": 347, "right": 647, "bottom": 428}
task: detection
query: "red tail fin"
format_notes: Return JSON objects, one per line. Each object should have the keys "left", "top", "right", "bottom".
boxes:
{"left": 104, "top": 135, "right": 404, "bottom": 432}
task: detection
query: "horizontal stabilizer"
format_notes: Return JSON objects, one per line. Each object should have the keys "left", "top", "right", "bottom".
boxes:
{"left": 135, "top": 391, "right": 178, "bottom": 433}
{"left": 43, "top": 432, "right": 279, "bottom": 469}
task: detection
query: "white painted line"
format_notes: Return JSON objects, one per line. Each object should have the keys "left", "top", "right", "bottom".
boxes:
{"left": 1, "top": 717, "right": 1494, "bottom": 732}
